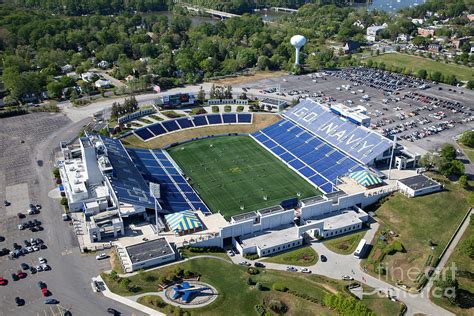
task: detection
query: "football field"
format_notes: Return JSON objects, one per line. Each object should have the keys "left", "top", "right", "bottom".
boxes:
{"left": 167, "top": 136, "right": 321, "bottom": 219}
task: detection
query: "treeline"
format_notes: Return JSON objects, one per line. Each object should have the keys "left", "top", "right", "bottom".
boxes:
{"left": 7, "top": 0, "right": 170, "bottom": 15}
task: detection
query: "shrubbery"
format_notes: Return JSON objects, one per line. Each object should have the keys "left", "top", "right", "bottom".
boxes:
{"left": 323, "top": 293, "right": 376, "bottom": 316}
{"left": 247, "top": 267, "right": 259, "bottom": 275}
{"left": 272, "top": 282, "right": 288, "bottom": 292}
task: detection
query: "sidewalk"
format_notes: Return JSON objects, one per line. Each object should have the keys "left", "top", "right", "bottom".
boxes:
{"left": 97, "top": 275, "right": 165, "bottom": 316}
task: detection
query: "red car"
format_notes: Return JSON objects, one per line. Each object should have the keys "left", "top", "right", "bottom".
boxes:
{"left": 0, "top": 277, "right": 7, "bottom": 286}
{"left": 17, "top": 272, "right": 27, "bottom": 279}
{"left": 41, "top": 287, "right": 49, "bottom": 297}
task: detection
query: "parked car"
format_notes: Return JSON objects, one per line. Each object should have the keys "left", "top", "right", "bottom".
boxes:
{"left": 30, "top": 266, "right": 37, "bottom": 274}
{"left": 11, "top": 273, "right": 19, "bottom": 281}
{"left": 226, "top": 249, "right": 235, "bottom": 257}
{"left": 38, "top": 257, "right": 47, "bottom": 264}
{"left": 17, "top": 212, "right": 25, "bottom": 219}
{"left": 107, "top": 307, "right": 121, "bottom": 315}
{"left": 286, "top": 266, "right": 298, "bottom": 272}
{"left": 0, "top": 236, "right": 4, "bottom": 242}
{"left": 41, "top": 264, "right": 51, "bottom": 271}
{"left": 20, "top": 263, "right": 29, "bottom": 270}
{"left": 320, "top": 255, "right": 327, "bottom": 262}
{"left": 44, "top": 298, "right": 59, "bottom": 304}
{"left": 95, "top": 253, "right": 108, "bottom": 260}
{"left": 17, "top": 272, "right": 27, "bottom": 279}
{"left": 301, "top": 268, "right": 312, "bottom": 274}
{"left": 15, "top": 296, "right": 25, "bottom": 306}
{"left": 0, "top": 277, "right": 7, "bottom": 285}
{"left": 342, "top": 275, "right": 354, "bottom": 281}
{"left": 254, "top": 262, "right": 265, "bottom": 268}
{"left": 4, "top": 200, "right": 10, "bottom": 206}
{"left": 238, "top": 261, "right": 251, "bottom": 266}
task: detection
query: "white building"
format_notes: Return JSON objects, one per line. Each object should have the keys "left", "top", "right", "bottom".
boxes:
{"left": 81, "top": 72, "right": 97, "bottom": 82}
{"left": 397, "top": 175, "right": 442, "bottom": 197}
{"left": 97, "top": 60, "right": 110, "bottom": 69}
{"left": 260, "top": 98, "right": 288, "bottom": 112}
{"left": 125, "top": 238, "right": 176, "bottom": 271}
{"left": 366, "top": 24, "right": 387, "bottom": 42}
{"left": 95, "top": 79, "right": 111, "bottom": 89}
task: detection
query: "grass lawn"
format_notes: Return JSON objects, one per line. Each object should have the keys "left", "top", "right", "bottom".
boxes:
{"left": 363, "top": 176, "right": 473, "bottom": 288}
{"left": 102, "top": 257, "right": 387, "bottom": 316}
{"left": 149, "top": 114, "right": 163, "bottom": 121}
{"left": 179, "top": 247, "right": 230, "bottom": 260}
{"left": 263, "top": 245, "right": 318, "bottom": 266}
{"left": 368, "top": 53, "right": 474, "bottom": 81}
{"left": 323, "top": 231, "right": 366, "bottom": 255}
{"left": 431, "top": 216, "right": 474, "bottom": 316}
{"left": 167, "top": 136, "right": 321, "bottom": 218}
{"left": 459, "top": 143, "right": 474, "bottom": 164}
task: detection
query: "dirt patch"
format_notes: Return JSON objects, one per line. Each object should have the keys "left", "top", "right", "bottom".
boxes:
{"left": 210, "top": 71, "right": 287, "bottom": 85}
{"left": 122, "top": 113, "right": 281, "bottom": 149}
{"left": 372, "top": 249, "right": 382, "bottom": 261}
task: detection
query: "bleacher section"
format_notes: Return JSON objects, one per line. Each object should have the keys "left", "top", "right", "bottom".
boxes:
{"left": 133, "top": 113, "right": 253, "bottom": 141}
{"left": 100, "top": 137, "right": 156, "bottom": 209}
{"left": 127, "top": 148, "right": 211, "bottom": 214}
{"left": 284, "top": 99, "right": 393, "bottom": 164}
{"left": 252, "top": 119, "right": 367, "bottom": 193}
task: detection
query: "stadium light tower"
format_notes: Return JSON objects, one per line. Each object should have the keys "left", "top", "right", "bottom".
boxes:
{"left": 290, "top": 35, "right": 306, "bottom": 66}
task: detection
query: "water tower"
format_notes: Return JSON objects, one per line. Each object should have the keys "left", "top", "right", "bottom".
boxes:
{"left": 290, "top": 35, "right": 306, "bottom": 65}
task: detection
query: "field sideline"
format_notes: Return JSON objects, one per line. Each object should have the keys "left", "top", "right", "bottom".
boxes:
{"left": 167, "top": 136, "right": 321, "bottom": 219}
{"left": 368, "top": 53, "right": 474, "bottom": 81}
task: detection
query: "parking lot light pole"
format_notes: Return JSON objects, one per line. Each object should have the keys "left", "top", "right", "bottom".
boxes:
{"left": 387, "top": 135, "right": 397, "bottom": 180}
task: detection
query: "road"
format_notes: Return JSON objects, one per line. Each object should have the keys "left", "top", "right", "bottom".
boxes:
{"left": 227, "top": 221, "right": 454, "bottom": 316}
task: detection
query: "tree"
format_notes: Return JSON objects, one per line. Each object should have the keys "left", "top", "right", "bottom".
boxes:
{"left": 467, "top": 80, "right": 474, "bottom": 90}
{"left": 256, "top": 56, "right": 271, "bottom": 71}
{"left": 430, "top": 71, "right": 442, "bottom": 82}
{"left": 47, "top": 81, "right": 64, "bottom": 99}
{"left": 440, "top": 144, "right": 457, "bottom": 161}
{"left": 461, "top": 235, "right": 474, "bottom": 259}
{"left": 439, "top": 160, "right": 465, "bottom": 178}
{"left": 459, "top": 131, "right": 474, "bottom": 148}
{"left": 209, "top": 84, "right": 216, "bottom": 99}
{"left": 459, "top": 175, "right": 468, "bottom": 188}
{"left": 197, "top": 86, "right": 206, "bottom": 103}
{"left": 418, "top": 69, "right": 427, "bottom": 79}
{"left": 433, "top": 274, "right": 458, "bottom": 305}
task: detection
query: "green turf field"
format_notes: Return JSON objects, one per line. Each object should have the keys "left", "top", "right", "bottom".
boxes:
{"left": 167, "top": 136, "right": 321, "bottom": 219}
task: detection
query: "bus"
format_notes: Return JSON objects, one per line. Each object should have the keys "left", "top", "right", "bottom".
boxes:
{"left": 354, "top": 239, "right": 367, "bottom": 258}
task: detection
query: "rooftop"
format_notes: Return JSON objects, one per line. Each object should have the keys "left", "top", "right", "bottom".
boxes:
{"left": 325, "top": 191, "right": 347, "bottom": 200}
{"left": 260, "top": 98, "right": 288, "bottom": 106}
{"left": 126, "top": 238, "right": 174, "bottom": 263}
{"left": 322, "top": 210, "right": 363, "bottom": 230}
{"left": 398, "top": 175, "right": 440, "bottom": 190}
{"left": 300, "top": 195, "right": 325, "bottom": 205}
{"left": 258, "top": 205, "right": 286, "bottom": 216}
{"left": 231, "top": 211, "right": 258, "bottom": 223}
{"left": 240, "top": 225, "right": 301, "bottom": 250}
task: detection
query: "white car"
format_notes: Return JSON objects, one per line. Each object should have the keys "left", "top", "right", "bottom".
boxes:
{"left": 238, "top": 261, "right": 250, "bottom": 266}
{"left": 342, "top": 275, "right": 354, "bottom": 281}
{"left": 41, "top": 263, "right": 51, "bottom": 271}
{"left": 301, "top": 268, "right": 312, "bottom": 274}
{"left": 96, "top": 253, "right": 108, "bottom": 260}
{"left": 36, "top": 265, "right": 43, "bottom": 272}
{"left": 32, "top": 246, "right": 39, "bottom": 252}
{"left": 226, "top": 250, "right": 235, "bottom": 257}
{"left": 38, "top": 257, "right": 47, "bottom": 264}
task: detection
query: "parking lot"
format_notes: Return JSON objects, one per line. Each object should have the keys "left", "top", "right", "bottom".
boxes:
{"left": 241, "top": 67, "right": 474, "bottom": 152}
{"left": 0, "top": 113, "right": 145, "bottom": 316}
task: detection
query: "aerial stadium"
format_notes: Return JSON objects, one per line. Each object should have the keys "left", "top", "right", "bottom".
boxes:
{"left": 58, "top": 98, "right": 437, "bottom": 272}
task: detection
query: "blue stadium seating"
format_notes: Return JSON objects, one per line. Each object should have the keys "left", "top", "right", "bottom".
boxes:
{"left": 135, "top": 128, "right": 154, "bottom": 140}
{"left": 127, "top": 148, "right": 211, "bottom": 214}
{"left": 162, "top": 120, "right": 180, "bottom": 133}
{"left": 238, "top": 113, "right": 252, "bottom": 123}
{"left": 148, "top": 123, "right": 167, "bottom": 136}
{"left": 176, "top": 118, "right": 194, "bottom": 129}
{"left": 284, "top": 99, "right": 393, "bottom": 164}
{"left": 223, "top": 114, "right": 237, "bottom": 123}
{"left": 193, "top": 115, "right": 208, "bottom": 127}
{"left": 207, "top": 114, "right": 222, "bottom": 124}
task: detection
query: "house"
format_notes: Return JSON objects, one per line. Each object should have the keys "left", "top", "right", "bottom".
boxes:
{"left": 81, "top": 72, "right": 98, "bottom": 82}
{"left": 97, "top": 60, "right": 110, "bottom": 69}
{"left": 396, "top": 34, "right": 410, "bottom": 43}
{"left": 411, "top": 18, "right": 424, "bottom": 25}
{"left": 418, "top": 27, "right": 435, "bottom": 37}
{"left": 94, "top": 79, "right": 111, "bottom": 89}
{"left": 366, "top": 24, "right": 387, "bottom": 42}
{"left": 343, "top": 41, "right": 362, "bottom": 54}
{"left": 353, "top": 20, "right": 364, "bottom": 29}
{"left": 452, "top": 37, "right": 471, "bottom": 49}
{"left": 61, "top": 64, "right": 73, "bottom": 73}
{"left": 428, "top": 43, "right": 441, "bottom": 53}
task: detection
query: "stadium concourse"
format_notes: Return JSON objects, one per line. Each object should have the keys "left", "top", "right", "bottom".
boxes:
{"left": 59, "top": 98, "right": 405, "bottom": 272}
